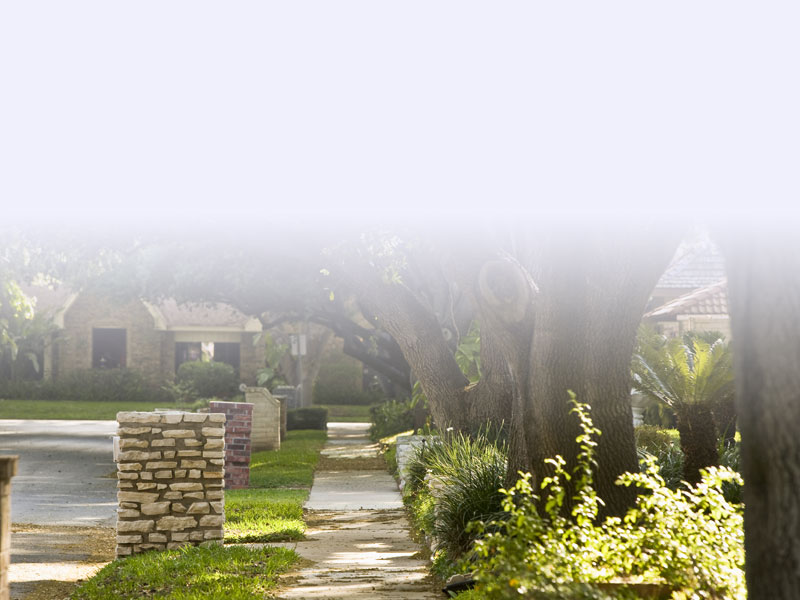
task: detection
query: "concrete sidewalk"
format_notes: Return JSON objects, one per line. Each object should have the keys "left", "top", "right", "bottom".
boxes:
{"left": 274, "top": 422, "right": 438, "bottom": 599}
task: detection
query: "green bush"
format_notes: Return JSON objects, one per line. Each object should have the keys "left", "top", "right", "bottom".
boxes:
{"left": 312, "top": 352, "right": 370, "bottom": 405}
{"left": 633, "top": 425, "right": 679, "bottom": 453}
{"left": 405, "top": 428, "right": 508, "bottom": 558}
{"left": 177, "top": 361, "right": 238, "bottom": 399}
{"left": 636, "top": 426, "right": 743, "bottom": 502}
{"left": 467, "top": 396, "right": 745, "bottom": 599}
{"left": 369, "top": 399, "right": 415, "bottom": 441}
{"left": 287, "top": 407, "right": 328, "bottom": 430}
{"left": 0, "top": 368, "right": 170, "bottom": 403}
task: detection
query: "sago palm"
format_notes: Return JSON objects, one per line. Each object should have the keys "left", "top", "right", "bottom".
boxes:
{"left": 632, "top": 328, "right": 734, "bottom": 485}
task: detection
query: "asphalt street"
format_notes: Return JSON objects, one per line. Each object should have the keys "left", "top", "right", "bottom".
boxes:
{"left": 0, "top": 420, "right": 118, "bottom": 526}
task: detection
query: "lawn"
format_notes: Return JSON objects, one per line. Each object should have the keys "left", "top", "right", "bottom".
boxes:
{"left": 70, "top": 544, "right": 297, "bottom": 600}
{"left": 0, "top": 399, "right": 179, "bottom": 420}
{"left": 313, "top": 403, "right": 372, "bottom": 422}
{"left": 248, "top": 430, "right": 327, "bottom": 488}
{"left": 224, "top": 489, "right": 308, "bottom": 543}
{"left": 224, "top": 429, "right": 327, "bottom": 544}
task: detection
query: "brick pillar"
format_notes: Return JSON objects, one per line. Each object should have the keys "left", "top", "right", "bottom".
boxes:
{"left": 0, "top": 457, "right": 18, "bottom": 600}
{"left": 115, "top": 412, "right": 225, "bottom": 557}
{"left": 208, "top": 402, "right": 253, "bottom": 490}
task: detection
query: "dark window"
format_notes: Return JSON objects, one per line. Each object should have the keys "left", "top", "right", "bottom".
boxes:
{"left": 92, "top": 328, "right": 126, "bottom": 368}
{"left": 175, "top": 342, "right": 202, "bottom": 372}
{"left": 213, "top": 342, "right": 240, "bottom": 372}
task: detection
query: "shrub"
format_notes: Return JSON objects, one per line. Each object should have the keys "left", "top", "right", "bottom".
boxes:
{"left": 287, "top": 407, "right": 328, "bottom": 430}
{"left": 369, "top": 399, "right": 415, "bottom": 441}
{"left": 403, "top": 428, "right": 508, "bottom": 559}
{"left": 467, "top": 396, "right": 745, "bottom": 599}
{"left": 0, "top": 368, "right": 170, "bottom": 403}
{"left": 177, "top": 361, "right": 238, "bottom": 399}
{"left": 633, "top": 425, "right": 679, "bottom": 453}
{"left": 312, "top": 352, "right": 370, "bottom": 405}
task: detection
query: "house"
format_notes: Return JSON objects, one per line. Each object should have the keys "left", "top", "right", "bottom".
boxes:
{"left": 26, "top": 286, "right": 266, "bottom": 384}
{"left": 644, "top": 237, "right": 729, "bottom": 338}
{"left": 644, "top": 279, "right": 730, "bottom": 339}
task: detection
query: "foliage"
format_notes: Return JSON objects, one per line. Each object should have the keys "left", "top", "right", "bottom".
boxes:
{"left": 248, "top": 429, "right": 327, "bottom": 488}
{"left": 633, "top": 425, "right": 679, "bottom": 453}
{"left": 369, "top": 398, "right": 415, "bottom": 441}
{"left": 254, "top": 332, "right": 288, "bottom": 389}
{"left": 313, "top": 403, "right": 372, "bottom": 422}
{"left": 176, "top": 361, "right": 238, "bottom": 399}
{"left": 287, "top": 407, "right": 328, "bottom": 430}
{"left": 403, "top": 427, "right": 508, "bottom": 559}
{"left": 0, "top": 279, "right": 36, "bottom": 362}
{"left": 69, "top": 544, "right": 297, "bottom": 600}
{"left": 467, "top": 397, "right": 745, "bottom": 599}
{"left": 454, "top": 320, "right": 482, "bottom": 383}
{"left": 312, "top": 350, "right": 374, "bottom": 405}
{"left": 224, "top": 488, "right": 308, "bottom": 544}
{"left": 632, "top": 328, "right": 734, "bottom": 411}
{"left": 635, "top": 426, "right": 743, "bottom": 502}
{"left": 0, "top": 368, "right": 171, "bottom": 403}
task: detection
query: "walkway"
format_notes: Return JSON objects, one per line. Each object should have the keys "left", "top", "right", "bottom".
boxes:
{"left": 274, "top": 422, "right": 439, "bottom": 599}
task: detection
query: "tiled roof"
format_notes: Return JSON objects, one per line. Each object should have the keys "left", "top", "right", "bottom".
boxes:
{"left": 656, "top": 241, "right": 726, "bottom": 289}
{"left": 155, "top": 298, "right": 253, "bottom": 328}
{"left": 645, "top": 279, "right": 728, "bottom": 319}
{"left": 22, "top": 285, "right": 257, "bottom": 330}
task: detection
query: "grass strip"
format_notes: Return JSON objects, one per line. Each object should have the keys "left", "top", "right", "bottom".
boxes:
{"left": 224, "top": 489, "right": 308, "bottom": 544}
{"left": 70, "top": 544, "right": 297, "bottom": 600}
{"left": 0, "top": 399, "right": 187, "bottom": 420}
{"left": 248, "top": 429, "right": 326, "bottom": 488}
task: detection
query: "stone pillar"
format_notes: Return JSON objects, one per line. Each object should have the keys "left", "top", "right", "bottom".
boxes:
{"left": 208, "top": 401, "right": 253, "bottom": 490}
{"left": 116, "top": 412, "right": 225, "bottom": 557}
{"left": 243, "top": 387, "right": 281, "bottom": 452}
{"left": 0, "top": 457, "right": 18, "bottom": 600}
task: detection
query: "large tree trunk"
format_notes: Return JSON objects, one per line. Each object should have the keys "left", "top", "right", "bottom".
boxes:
{"left": 675, "top": 403, "right": 719, "bottom": 486}
{"left": 721, "top": 226, "right": 800, "bottom": 599}
{"left": 522, "top": 227, "right": 679, "bottom": 516}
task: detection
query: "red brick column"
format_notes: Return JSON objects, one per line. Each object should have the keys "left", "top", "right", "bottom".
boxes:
{"left": 208, "top": 401, "right": 253, "bottom": 489}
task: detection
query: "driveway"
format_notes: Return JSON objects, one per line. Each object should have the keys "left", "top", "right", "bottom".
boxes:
{"left": 0, "top": 420, "right": 118, "bottom": 526}
{"left": 0, "top": 420, "right": 119, "bottom": 599}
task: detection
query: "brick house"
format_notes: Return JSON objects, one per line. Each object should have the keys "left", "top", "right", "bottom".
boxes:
{"left": 27, "top": 287, "right": 265, "bottom": 384}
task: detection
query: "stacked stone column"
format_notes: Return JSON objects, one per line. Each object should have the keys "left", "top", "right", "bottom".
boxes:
{"left": 116, "top": 411, "right": 225, "bottom": 557}
{"left": 208, "top": 401, "right": 253, "bottom": 489}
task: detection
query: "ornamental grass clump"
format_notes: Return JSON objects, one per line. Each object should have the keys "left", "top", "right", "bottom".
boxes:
{"left": 403, "top": 426, "right": 507, "bottom": 559}
{"left": 466, "top": 395, "right": 745, "bottom": 600}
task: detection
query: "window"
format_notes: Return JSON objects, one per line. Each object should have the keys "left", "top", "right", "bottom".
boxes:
{"left": 213, "top": 342, "right": 240, "bottom": 372}
{"left": 174, "top": 341, "right": 240, "bottom": 373}
{"left": 92, "top": 328, "right": 126, "bottom": 368}
{"left": 175, "top": 342, "right": 202, "bottom": 372}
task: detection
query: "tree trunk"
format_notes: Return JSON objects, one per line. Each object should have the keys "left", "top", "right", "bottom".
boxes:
{"left": 721, "top": 226, "right": 800, "bottom": 599}
{"left": 712, "top": 395, "right": 737, "bottom": 449}
{"left": 523, "top": 227, "right": 680, "bottom": 516}
{"left": 675, "top": 403, "right": 719, "bottom": 486}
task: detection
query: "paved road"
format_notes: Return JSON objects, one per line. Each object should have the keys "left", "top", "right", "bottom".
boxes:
{"left": 0, "top": 420, "right": 118, "bottom": 526}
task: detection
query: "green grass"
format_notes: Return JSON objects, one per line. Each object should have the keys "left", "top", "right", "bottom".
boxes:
{"left": 0, "top": 398, "right": 181, "bottom": 420}
{"left": 223, "top": 429, "right": 327, "bottom": 544}
{"left": 70, "top": 544, "right": 296, "bottom": 599}
{"left": 224, "top": 489, "right": 308, "bottom": 544}
{"left": 313, "top": 403, "right": 372, "bottom": 422}
{"left": 249, "top": 430, "right": 327, "bottom": 488}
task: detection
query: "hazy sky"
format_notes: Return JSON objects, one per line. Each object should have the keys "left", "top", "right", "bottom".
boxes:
{"left": 1, "top": 2, "right": 798, "bottom": 230}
